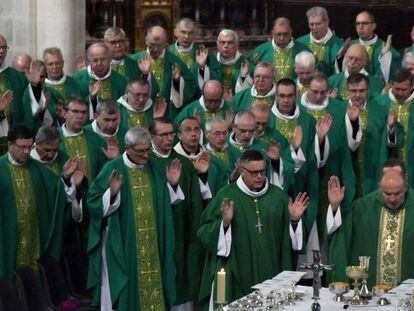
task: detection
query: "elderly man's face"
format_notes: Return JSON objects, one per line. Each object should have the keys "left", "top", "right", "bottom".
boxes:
{"left": 345, "top": 47, "right": 366, "bottom": 74}
{"left": 44, "top": 53, "right": 64, "bottom": 80}
{"left": 174, "top": 25, "right": 196, "bottom": 48}
{"left": 232, "top": 115, "right": 256, "bottom": 145}
{"left": 36, "top": 138, "right": 60, "bottom": 162}
{"left": 348, "top": 80, "right": 368, "bottom": 107}
{"left": 125, "top": 83, "right": 150, "bottom": 111}
{"left": 254, "top": 66, "right": 274, "bottom": 95}
{"left": 151, "top": 122, "right": 175, "bottom": 154}
{"left": 146, "top": 31, "right": 167, "bottom": 58}
{"left": 126, "top": 141, "right": 151, "bottom": 165}
{"left": 295, "top": 64, "right": 315, "bottom": 86}
{"left": 272, "top": 24, "right": 293, "bottom": 48}
{"left": 308, "top": 15, "right": 329, "bottom": 40}
{"left": 379, "top": 170, "right": 407, "bottom": 210}
{"left": 203, "top": 87, "right": 223, "bottom": 112}
{"left": 96, "top": 111, "right": 119, "bottom": 135}
{"left": 104, "top": 33, "right": 128, "bottom": 60}
{"left": 307, "top": 79, "right": 328, "bottom": 105}
{"left": 252, "top": 108, "right": 270, "bottom": 136}
{"left": 217, "top": 34, "right": 238, "bottom": 60}
{"left": 8, "top": 138, "right": 33, "bottom": 164}
{"left": 206, "top": 122, "right": 228, "bottom": 150}
{"left": 0, "top": 36, "right": 8, "bottom": 66}
{"left": 179, "top": 118, "right": 201, "bottom": 149}
{"left": 276, "top": 84, "right": 296, "bottom": 114}
{"left": 89, "top": 46, "right": 111, "bottom": 78}
{"left": 241, "top": 160, "right": 266, "bottom": 190}
{"left": 391, "top": 80, "right": 413, "bottom": 103}
{"left": 355, "top": 12, "right": 376, "bottom": 41}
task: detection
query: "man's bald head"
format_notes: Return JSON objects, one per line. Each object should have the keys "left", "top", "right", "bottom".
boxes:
{"left": 11, "top": 53, "right": 32, "bottom": 76}
{"left": 0, "top": 35, "right": 8, "bottom": 66}
{"left": 203, "top": 80, "right": 223, "bottom": 112}
{"left": 87, "top": 43, "right": 111, "bottom": 78}
{"left": 379, "top": 159, "right": 408, "bottom": 210}
{"left": 145, "top": 26, "right": 168, "bottom": 58}
{"left": 345, "top": 44, "right": 367, "bottom": 74}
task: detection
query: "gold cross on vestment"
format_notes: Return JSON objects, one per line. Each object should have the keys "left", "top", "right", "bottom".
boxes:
{"left": 132, "top": 177, "right": 149, "bottom": 195}
{"left": 385, "top": 235, "right": 395, "bottom": 251}
{"left": 140, "top": 262, "right": 159, "bottom": 282}
{"left": 138, "top": 220, "right": 154, "bottom": 239}
{"left": 21, "top": 198, "right": 30, "bottom": 215}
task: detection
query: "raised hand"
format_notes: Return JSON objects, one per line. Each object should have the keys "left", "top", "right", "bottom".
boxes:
{"left": 327, "top": 175, "right": 345, "bottom": 212}
{"left": 0, "top": 90, "right": 13, "bottom": 112}
{"left": 139, "top": 53, "right": 152, "bottom": 75}
{"left": 221, "top": 197, "right": 234, "bottom": 227}
{"left": 172, "top": 63, "right": 181, "bottom": 81}
{"left": 316, "top": 114, "right": 332, "bottom": 142}
{"left": 288, "top": 192, "right": 309, "bottom": 221}
{"left": 223, "top": 89, "right": 233, "bottom": 102}
{"left": 166, "top": 158, "right": 181, "bottom": 186}
{"left": 193, "top": 109, "right": 201, "bottom": 123}
{"left": 153, "top": 97, "right": 167, "bottom": 118}
{"left": 346, "top": 102, "right": 360, "bottom": 121}
{"left": 229, "top": 160, "right": 241, "bottom": 182}
{"left": 381, "top": 35, "right": 392, "bottom": 56}
{"left": 290, "top": 125, "right": 302, "bottom": 151}
{"left": 337, "top": 37, "right": 352, "bottom": 59}
{"left": 109, "top": 169, "right": 123, "bottom": 198}
{"left": 101, "top": 138, "right": 120, "bottom": 160}
{"left": 240, "top": 59, "right": 250, "bottom": 78}
{"left": 195, "top": 150, "right": 210, "bottom": 174}
{"left": 381, "top": 83, "right": 390, "bottom": 95}
{"left": 263, "top": 140, "right": 280, "bottom": 161}
{"left": 327, "top": 88, "right": 338, "bottom": 99}
{"left": 196, "top": 45, "right": 208, "bottom": 68}
{"left": 89, "top": 80, "right": 101, "bottom": 99}
{"left": 225, "top": 109, "right": 235, "bottom": 128}
{"left": 387, "top": 108, "right": 397, "bottom": 130}
{"left": 75, "top": 55, "right": 87, "bottom": 71}
{"left": 28, "top": 60, "right": 44, "bottom": 86}
{"left": 252, "top": 53, "right": 260, "bottom": 65}
{"left": 73, "top": 159, "right": 86, "bottom": 188}
{"left": 63, "top": 157, "right": 79, "bottom": 179}
{"left": 44, "top": 92, "right": 52, "bottom": 110}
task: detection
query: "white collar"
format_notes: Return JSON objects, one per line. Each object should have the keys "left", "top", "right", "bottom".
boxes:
{"left": 87, "top": 65, "right": 112, "bottom": 81}
{"left": 111, "top": 58, "right": 124, "bottom": 66}
{"left": 45, "top": 74, "right": 67, "bottom": 85}
{"left": 359, "top": 34, "right": 378, "bottom": 46}
{"left": 344, "top": 68, "right": 368, "bottom": 78}
{"left": 146, "top": 48, "right": 166, "bottom": 59}
{"left": 199, "top": 96, "right": 224, "bottom": 112}
{"left": 91, "top": 119, "right": 119, "bottom": 138}
{"left": 122, "top": 152, "right": 144, "bottom": 169}
{"left": 151, "top": 142, "right": 171, "bottom": 159}
{"left": 7, "top": 152, "right": 25, "bottom": 166}
{"left": 61, "top": 123, "right": 83, "bottom": 137}
{"left": 0, "top": 64, "right": 7, "bottom": 74}
{"left": 251, "top": 84, "right": 276, "bottom": 98}
{"left": 310, "top": 28, "right": 333, "bottom": 45}
{"left": 348, "top": 99, "right": 367, "bottom": 111}
{"left": 173, "top": 142, "right": 204, "bottom": 160}
{"left": 389, "top": 89, "right": 414, "bottom": 104}
{"left": 271, "top": 38, "right": 294, "bottom": 51}
{"left": 118, "top": 95, "right": 153, "bottom": 112}
{"left": 271, "top": 103, "right": 300, "bottom": 120}
{"left": 229, "top": 132, "right": 253, "bottom": 148}
{"left": 206, "top": 142, "right": 228, "bottom": 152}
{"left": 216, "top": 51, "right": 242, "bottom": 66}
{"left": 236, "top": 175, "right": 269, "bottom": 198}
{"left": 301, "top": 91, "right": 329, "bottom": 110}
{"left": 30, "top": 145, "right": 58, "bottom": 164}
{"left": 175, "top": 41, "right": 194, "bottom": 53}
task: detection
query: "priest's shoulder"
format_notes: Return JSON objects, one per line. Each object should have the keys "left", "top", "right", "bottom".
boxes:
{"left": 250, "top": 40, "right": 272, "bottom": 56}
{"left": 351, "top": 189, "right": 382, "bottom": 212}
{"left": 71, "top": 68, "right": 89, "bottom": 81}
{"left": 296, "top": 34, "right": 310, "bottom": 44}
{"left": 292, "top": 40, "right": 311, "bottom": 52}
{"left": 266, "top": 183, "right": 290, "bottom": 200}
{"left": 129, "top": 50, "right": 145, "bottom": 61}
{"left": 4, "top": 66, "right": 28, "bottom": 86}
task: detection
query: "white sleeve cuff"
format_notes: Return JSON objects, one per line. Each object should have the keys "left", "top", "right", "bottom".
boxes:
{"left": 199, "top": 177, "right": 213, "bottom": 200}
{"left": 269, "top": 157, "right": 284, "bottom": 189}
{"left": 168, "top": 183, "right": 185, "bottom": 205}
{"left": 235, "top": 74, "right": 253, "bottom": 93}
{"left": 289, "top": 219, "right": 303, "bottom": 251}
{"left": 0, "top": 117, "right": 9, "bottom": 138}
{"left": 345, "top": 113, "right": 362, "bottom": 151}
{"left": 102, "top": 188, "right": 121, "bottom": 217}
{"left": 198, "top": 65, "right": 210, "bottom": 90}
{"left": 217, "top": 221, "right": 232, "bottom": 257}
{"left": 315, "top": 134, "right": 329, "bottom": 168}
{"left": 170, "top": 76, "right": 184, "bottom": 108}
{"left": 290, "top": 145, "right": 306, "bottom": 173}
{"left": 326, "top": 204, "right": 342, "bottom": 235}
{"left": 71, "top": 198, "right": 83, "bottom": 222}
{"left": 379, "top": 50, "right": 392, "bottom": 82}
{"left": 28, "top": 84, "right": 46, "bottom": 116}
{"left": 387, "top": 126, "right": 396, "bottom": 147}
{"left": 62, "top": 176, "right": 76, "bottom": 202}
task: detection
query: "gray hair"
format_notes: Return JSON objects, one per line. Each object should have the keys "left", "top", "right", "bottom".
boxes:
{"left": 234, "top": 111, "right": 256, "bottom": 126}
{"left": 205, "top": 118, "right": 227, "bottom": 132}
{"left": 402, "top": 51, "right": 414, "bottom": 66}
{"left": 125, "top": 127, "right": 151, "bottom": 147}
{"left": 87, "top": 42, "right": 109, "bottom": 60}
{"left": 35, "top": 126, "right": 60, "bottom": 144}
{"left": 295, "top": 51, "right": 316, "bottom": 69}
{"left": 272, "top": 17, "right": 291, "bottom": 28}
{"left": 306, "top": 6, "right": 329, "bottom": 21}
{"left": 104, "top": 27, "right": 126, "bottom": 38}
{"left": 217, "top": 29, "right": 238, "bottom": 43}
{"left": 96, "top": 99, "right": 119, "bottom": 116}
{"left": 42, "top": 47, "right": 63, "bottom": 60}
{"left": 175, "top": 18, "right": 197, "bottom": 31}
{"left": 254, "top": 61, "right": 275, "bottom": 77}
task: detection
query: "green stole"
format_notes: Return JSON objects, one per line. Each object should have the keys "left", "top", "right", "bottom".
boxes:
{"left": 354, "top": 109, "right": 368, "bottom": 197}
{"left": 8, "top": 163, "right": 40, "bottom": 269}
{"left": 390, "top": 101, "right": 410, "bottom": 159}
{"left": 309, "top": 42, "right": 325, "bottom": 65}
{"left": 175, "top": 50, "right": 195, "bottom": 70}
{"left": 151, "top": 58, "right": 165, "bottom": 94}
{"left": 275, "top": 118, "right": 297, "bottom": 139}
{"left": 46, "top": 82, "right": 66, "bottom": 100}
{"left": 222, "top": 65, "right": 234, "bottom": 94}
{"left": 273, "top": 48, "right": 293, "bottom": 81}
{"left": 126, "top": 110, "right": 149, "bottom": 128}
{"left": 111, "top": 63, "right": 126, "bottom": 76}
{"left": 62, "top": 134, "right": 92, "bottom": 181}
{"left": 128, "top": 167, "right": 165, "bottom": 310}
{"left": 363, "top": 44, "right": 375, "bottom": 74}
{"left": 91, "top": 79, "right": 112, "bottom": 101}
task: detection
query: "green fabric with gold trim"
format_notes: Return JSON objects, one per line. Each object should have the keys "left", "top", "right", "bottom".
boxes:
{"left": 0, "top": 155, "right": 67, "bottom": 279}
{"left": 86, "top": 156, "right": 176, "bottom": 310}
{"left": 327, "top": 189, "right": 414, "bottom": 288}
{"left": 84, "top": 123, "right": 127, "bottom": 155}
{"left": 110, "top": 55, "right": 142, "bottom": 80}
{"left": 44, "top": 75, "right": 82, "bottom": 102}
{"left": 117, "top": 101, "right": 153, "bottom": 131}
{"left": 231, "top": 86, "right": 275, "bottom": 112}
{"left": 215, "top": 54, "right": 249, "bottom": 95}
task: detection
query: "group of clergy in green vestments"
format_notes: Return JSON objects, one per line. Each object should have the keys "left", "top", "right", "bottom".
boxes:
{"left": 1, "top": 4, "right": 414, "bottom": 310}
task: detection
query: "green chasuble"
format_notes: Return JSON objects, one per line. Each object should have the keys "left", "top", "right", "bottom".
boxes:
{"left": 268, "top": 106, "right": 319, "bottom": 233}
{"left": 150, "top": 150, "right": 204, "bottom": 304}
{"left": 205, "top": 143, "right": 242, "bottom": 182}
{"left": 327, "top": 189, "right": 414, "bottom": 288}
{"left": 110, "top": 55, "right": 142, "bottom": 80}
{"left": 298, "top": 98, "right": 355, "bottom": 239}
{"left": 197, "top": 182, "right": 293, "bottom": 306}
{"left": 0, "top": 155, "right": 66, "bottom": 279}
{"left": 248, "top": 40, "right": 310, "bottom": 82}
{"left": 117, "top": 99, "right": 153, "bottom": 130}
{"left": 168, "top": 42, "right": 223, "bottom": 91}
{"left": 231, "top": 86, "right": 276, "bottom": 112}
{"left": 328, "top": 72, "right": 384, "bottom": 102}
{"left": 84, "top": 122, "right": 127, "bottom": 155}
{"left": 44, "top": 75, "right": 83, "bottom": 102}
{"left": 350, "top": 37, "right": 402, "bottom": 82}
{"left": 72, "top": 68, "right": 127, "bottom": 102}
{"left": 296, "top": 33, "right": 343, "bottom": 77}
{"left": 87, "top": 156, "right": 175, "bottom": 310}
{"left": 215, "top": 54, "right": 249, "bottom": 95}
{"left": 174, "top": 99, "right": 232, "bottom": 131}
{"left": 130, "top": 50, "right": 198, "bottom": 121}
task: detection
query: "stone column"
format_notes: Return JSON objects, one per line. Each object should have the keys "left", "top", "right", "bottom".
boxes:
{"left": 0, "top": 0, "right": 85, "bottom": 75}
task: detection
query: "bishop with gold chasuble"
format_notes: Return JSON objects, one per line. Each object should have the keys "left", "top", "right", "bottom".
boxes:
{"left": 327, "top": 190, "right": 414, "bottom": 288}
{"left": 248, "top": 40, "right": 310, "bottom": 82}
{"left": 0, "top": 155, "right": 66, "bottom": 279}
{"left": 86, "top": 155, "right": 176, "bottom": 310}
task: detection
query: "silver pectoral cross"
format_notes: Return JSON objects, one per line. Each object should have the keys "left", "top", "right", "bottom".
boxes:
{"left": 256, "top": 217, "right": 263, "bottom": 233}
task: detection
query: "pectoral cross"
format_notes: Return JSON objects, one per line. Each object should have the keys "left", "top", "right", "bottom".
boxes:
{"left": 255, "top": 218, "right": 263, "bottom": 233}
{"left": 385, "top": 235, "right": 395, "bottom": 251}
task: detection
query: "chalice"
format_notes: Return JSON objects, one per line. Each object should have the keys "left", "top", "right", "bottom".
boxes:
{"left": 329, "top": 282, "right": 350, "bottom": 302}
{"left": 346, "top": 266, "right": 368, "bottom": 305}
{"left": 372, "top": 284, "right": 393, "bottom": 305}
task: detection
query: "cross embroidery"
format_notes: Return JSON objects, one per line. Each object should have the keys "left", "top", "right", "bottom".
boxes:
{"left": 385, "top": 235, "right": 395, "bottom": 251}
{"left": 133, "top": 177, "right": 149, "bottom": 195}
{"left": 140, "top": 262, "right": 159, "bottom": 282}
{"left": 256, "top": 218, "right": 263, "bottom": 233}
{"left": 138, "top": 220, "right": 154, "bottom": 239}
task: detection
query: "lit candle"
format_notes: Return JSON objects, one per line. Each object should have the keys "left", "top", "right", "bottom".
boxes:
{"left": 217, "top": 268, "right": 226, "bottom": 304}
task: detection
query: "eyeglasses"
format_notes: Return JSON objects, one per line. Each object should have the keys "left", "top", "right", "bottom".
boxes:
{"left": 242, "top": 167, "right": 266, "bottom": 177}
{"left": 154, "top": 131, "right": 175, "bottom": 138}
{"left": 105, "top": 39, "right": 126, "bottom": 46}
{"left": 0, "top": 45, "right": 9, "bottom": 51}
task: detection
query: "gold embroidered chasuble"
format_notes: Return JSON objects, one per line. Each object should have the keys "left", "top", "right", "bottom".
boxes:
{"left": 390, "top": 102, "right": 411, "bottom": 159}
{"left": 111, "top": 63, "right": 126, "bottom": 76}
{"left": 46, "top": 83, "right": 67, "bottom": 99}
{"left": 126, "top": 110, "right": 149, "bottom": 129}
{"left": 376, "top": 206, "right": 405, "bottom": 286}
{"left": 355, "top": 109, "right": 368, "bottom": 197}
{"left": 127, "top": 167, "right": 165, "bottom": 310}
{"left": 222, "top": 65, "right": 233, "bottom": 93}
{"left": 8, "top": 163, "right": 40, "bottom": 269}
{"left": 273, "top": 48, "right": 293, "bottom": 81}
{"left": 63, "top": 134, "right": 92, "bottom": 181}
{"left": 151, "top": 58, "right": 165, "bottom": 91}
{"left": 306, "top": 108, "right": 327, "bottom": 122}
{"left": 309, "top": 42, "right": 326, "bottom": 63}
{"left": 363, "top": 45, "right": 375, "bottom": 73}
{"left": 90, "top": 79, "right": 112, "bottom": 101}
{"left": 275, "top": 118, "right": 297, "bottom": 139}
{"left": 176, "top": 51, "right": 194, "bottom": 70}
